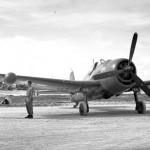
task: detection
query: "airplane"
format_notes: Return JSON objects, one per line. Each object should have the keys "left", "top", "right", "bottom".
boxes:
{"left": 0, "top": 32, "right": 150, "bottom": 116}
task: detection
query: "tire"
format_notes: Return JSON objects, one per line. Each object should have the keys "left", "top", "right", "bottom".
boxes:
{"left": 79, "top": 102, "right": 88, "bottom": 116}
{"left": 87, "top": 103, "right": 89, "bottom": 113}
{"left": 136, "top": 101, "right": 146, "bottom": 114}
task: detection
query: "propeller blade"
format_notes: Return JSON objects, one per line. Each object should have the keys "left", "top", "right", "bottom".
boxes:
{"left": 128, "top": 32, "right": 138, "bottom": 66}
{"left": 93, "top": 70, "right": 123, "bottom": 80}
{"left": 131, "top": 73, "right": 150, "bottom": 97}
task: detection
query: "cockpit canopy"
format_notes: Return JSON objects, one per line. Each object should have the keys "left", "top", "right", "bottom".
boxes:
{"left": 88, "top": 59, "right": 106, "bottom": 75}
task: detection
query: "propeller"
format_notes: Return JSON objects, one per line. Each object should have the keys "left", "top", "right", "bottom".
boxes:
{"left": 93, "top": 32, "right": 150, "bottom": 97}
{"left": 127, "top": 33, "right": 150, "bottom": 96}
{"left": 131, "top": 73, "right": 150, "bottom": 96}
{"left": 128, "top": 32, "right": 138, "bottom": 66}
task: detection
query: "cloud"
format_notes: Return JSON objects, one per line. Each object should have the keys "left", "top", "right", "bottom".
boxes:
{"left": 0, "top": 0, "right": 150, "bottom": 80}
{"left": 0, "top": 0, "right": 150, "bottom": 42}
{"left": 0, "top": 35, "right": 94, "bottom": 79}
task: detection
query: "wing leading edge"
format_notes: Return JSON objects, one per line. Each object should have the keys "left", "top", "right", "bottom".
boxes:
{"left": 15, "top": 75, "right": 101, "bottom": 94}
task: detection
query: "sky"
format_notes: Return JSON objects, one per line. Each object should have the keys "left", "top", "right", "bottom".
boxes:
{"left": 0, "top": 0, "right": 150, "bottom": 80}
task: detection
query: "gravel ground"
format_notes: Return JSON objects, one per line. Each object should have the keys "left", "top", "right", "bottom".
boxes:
{"left": 1, "top": 104, "right": 150, "bottom": 150}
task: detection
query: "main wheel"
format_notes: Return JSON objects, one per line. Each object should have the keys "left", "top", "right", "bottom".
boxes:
{"left": 79, "top": 102, "right": 88, "bottom": 116}
{"left": 136, "top": 101, "right": 146, "bottom": 114}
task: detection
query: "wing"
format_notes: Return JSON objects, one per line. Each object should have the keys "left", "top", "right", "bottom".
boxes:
{"left": 144, "top": 80, "right": 150, "bottom": 86}
{"left": 133, "top": 80, "right": 150, "bottom": 88}
{"left": 126, "top": 80, "right": 150, "bottom": 92}
{"left": 14, "top": 75, "right": 101, "bottom": 94}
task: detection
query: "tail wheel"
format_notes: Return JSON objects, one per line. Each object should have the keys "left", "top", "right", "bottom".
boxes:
{"left": 73, "top": 105, "right": 77, "bottom": 108}
{"left": 136, "top": 101, "right": 146, "bottom": 114}
{"left": 79, "top": 102, "right": 88, "bottom": 116}
{"left": 73, "top": 102, "right": 79, "bottom": 108}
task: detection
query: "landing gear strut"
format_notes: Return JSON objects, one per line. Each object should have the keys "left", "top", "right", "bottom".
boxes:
{"left": 73, "top": 102, "right": 79, "bottom": 108}
{"left": 134, "top": 91, "right": 146, "bottom": 114}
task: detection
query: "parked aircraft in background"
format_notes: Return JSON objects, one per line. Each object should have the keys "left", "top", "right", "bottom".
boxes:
{"left": 0, "top": 33, "right": 150, "bottom": 116}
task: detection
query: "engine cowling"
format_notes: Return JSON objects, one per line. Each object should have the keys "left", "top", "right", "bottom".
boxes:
{"left": 99, "top": 58, "right": 136, "bottom": 95}
{"left": 117, "top": 59, "right": 136, "bottom": 85}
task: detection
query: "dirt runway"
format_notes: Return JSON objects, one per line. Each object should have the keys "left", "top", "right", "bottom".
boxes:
{"left": 1, "top": 104, "right": 150, "bottom": 150}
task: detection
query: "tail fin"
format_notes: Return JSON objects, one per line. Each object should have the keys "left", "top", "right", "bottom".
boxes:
{"left": 70, "top": 70, "right": 79, "bottom": 107}
{"left": 70, "top": 69, "right": 75, "bottom": 81}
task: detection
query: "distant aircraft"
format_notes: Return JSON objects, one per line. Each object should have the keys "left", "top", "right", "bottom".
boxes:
{"left": 0, "top": 33, "right": 150, "bottom": 116}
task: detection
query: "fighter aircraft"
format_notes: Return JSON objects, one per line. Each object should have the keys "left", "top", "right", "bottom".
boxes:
{"left": 0, "top": 32, "right": 150, "bottom": 116}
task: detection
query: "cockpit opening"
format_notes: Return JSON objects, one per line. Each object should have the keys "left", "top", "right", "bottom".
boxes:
{"left": 89, "top": 59, "right": 106, "bottom": 75}
{"left": 100, "top": 59, "right": 105, "bottom": 64}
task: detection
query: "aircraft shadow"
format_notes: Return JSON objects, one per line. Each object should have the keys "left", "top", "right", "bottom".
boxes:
{"left": 41, "top": 105, "right": 150, "bottom": 119}
{"left": 1, "top": 106, "right": 150, "bottom": 120}
{"left": 89, "top": 106, "right": 150, "bottom": 117}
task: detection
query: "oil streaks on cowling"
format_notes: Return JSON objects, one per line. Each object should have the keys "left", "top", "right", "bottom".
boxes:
{"left": 4, "top": 72, "right": 17, "bottom": 84}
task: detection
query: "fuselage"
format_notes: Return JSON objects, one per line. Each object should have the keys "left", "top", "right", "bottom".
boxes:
{"left": 71, "top": 58, "right": 136, "bottom": 103}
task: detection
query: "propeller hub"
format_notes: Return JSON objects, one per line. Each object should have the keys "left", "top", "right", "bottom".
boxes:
{"left": 124, "top": 66, "right": 134, "bottom": 72}
{"left": 117, "top": 59, "right": 136, "bottom": 85}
